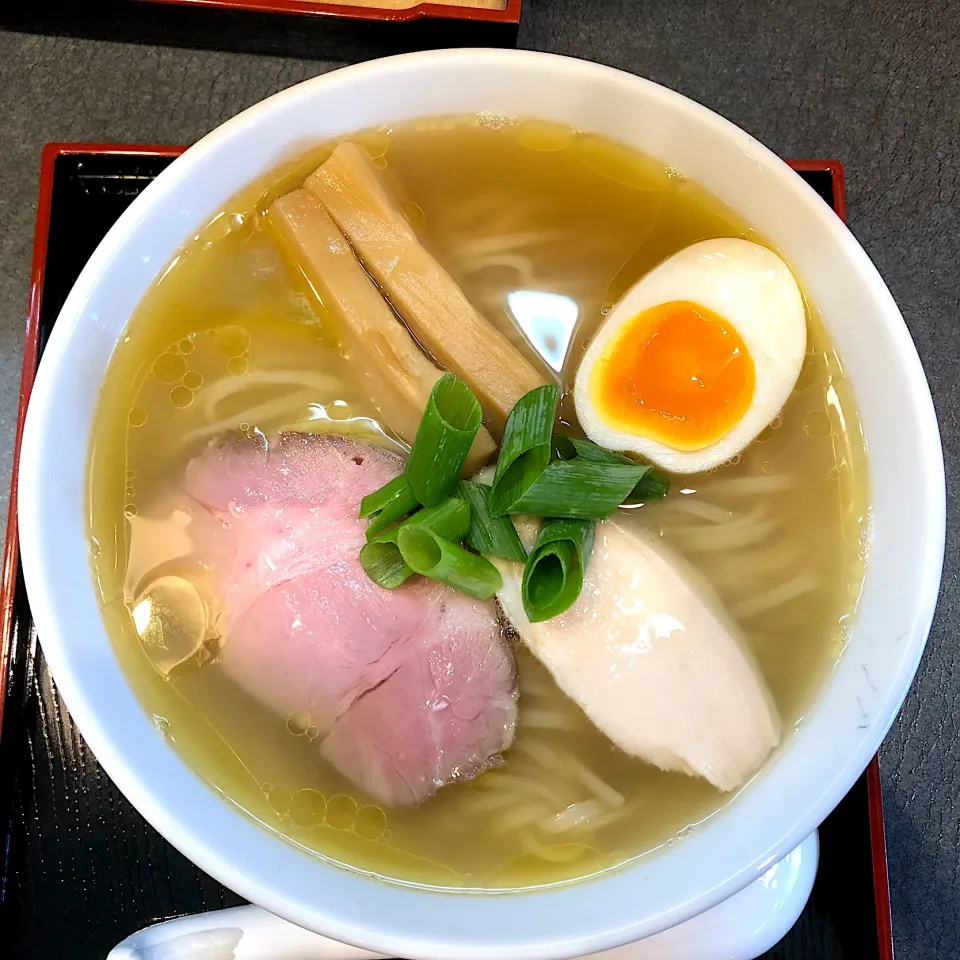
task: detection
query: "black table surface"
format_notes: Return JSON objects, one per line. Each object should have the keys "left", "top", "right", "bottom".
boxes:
{"left": 0, "top": 3, "right": 956, "bottom": 958}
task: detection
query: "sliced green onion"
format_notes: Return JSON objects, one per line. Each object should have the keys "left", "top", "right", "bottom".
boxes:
{"left": 489, "top": 383, "right": 561, "bottom": 517}
{"left": 507, "top": 460, "right": 651, "bottom": 519}
{"left": 359, "top": 473, "right": 411, "bottom": 518}
{"left": 522, "top": 518, "right": 595, "bottom": 622}
{"left": 359, "top": 541, "right": 411, "bottom": 590}
{"left": 407, "top": 374, "right": 483, "bottom": 507}
{"left": 553, "top": 433, "right": 633, "bottom": 465}
{"left": 554, "top": 434, "right": 670, "bottom": 504}
{"left": 383, "top": 497, "right": 471, "bottom": 545}
{"left": 360, "top": 474, "right": 418, "bottom": 540}
{"left": 458, "top": 480, "right": 527, "bottom": 562}
{"left": 396, "top": 526, "right": 502, "bottom": 601}
{"left": 360, "top": 498, "right": 472, "bottom": 590}
{"left": 623, "top": 468, "right": 670, "bottom": 504}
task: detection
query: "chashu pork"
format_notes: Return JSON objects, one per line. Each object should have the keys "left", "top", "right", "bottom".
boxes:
{"left": 128, "top": 433, "right": 518, "bottom": 806}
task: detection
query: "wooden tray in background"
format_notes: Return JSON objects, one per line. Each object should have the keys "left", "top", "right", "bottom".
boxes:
{"left": 137, "top": 0, "right": 523, "bottom": 24}
{"left": 0, "top": 0, "right": 521, "bottom": 59}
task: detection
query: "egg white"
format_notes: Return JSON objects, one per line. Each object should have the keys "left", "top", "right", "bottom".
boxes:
{"left": 574, "top": 238, "right": 807, "bottom": 474}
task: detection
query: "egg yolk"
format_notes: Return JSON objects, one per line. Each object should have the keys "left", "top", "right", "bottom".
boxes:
{"left": 590, "top": 300, "right": 755, "bottom": 451}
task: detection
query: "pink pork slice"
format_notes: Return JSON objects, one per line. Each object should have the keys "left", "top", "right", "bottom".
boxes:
{"left": 183, "top": 433, "right": 517, "bottom": 805}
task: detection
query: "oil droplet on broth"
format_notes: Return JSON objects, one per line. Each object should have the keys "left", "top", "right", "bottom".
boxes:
{"left": 179, "top": 337, "right": 196, "bottom": 355}
{"left": 353, "top": 128, "right": 390, "bottom": 160}
{"left": 515, "top": 119, "right": 576, "bottom": 153}
{"left": 170, "top": 385, "right": 194, "bottom": 408}
{"left": 211, "top": 325, "right": 251, "bottom": 358}
{"left": 354, "top": 805, "right": 387, "bottom": 841}
{"left": 183, "top": 370, "right": 203, "bottom": 390}
{"left": 326, "top": 794, "right": 358, "bottom": 830}
{"left": 128, "top": 407, "right": 148, "bottom": 427}
{"left": 289, "top": 788, "right": 326, "bottom": 827}
{"left": 326, "top": 400, "right": 352, "bottom": 421}
{"left": 267, "top": 787, "right": 292, "bottom": 815}
{"left": 286, "top": 712, "right": 311, "bottom": 736}
{"left": 574, "top": 133, "right": 671, "bottom": 193}
{"left": 201, "top": 210, "right": 249, "bottom": 246}
{"left": 153, "top": 352, "right": 188, "bottom": 383}
{"left": 228, "top": 357, "right": 249, "bottom": 376}
{"left": 124, "top": 503, "right": 138, "bottom": 517}
{"left": 133, "top": 574, "right": 207, "bottom": 675}
{"left": 803, "top": 410, "right": 833, "bottom": 438}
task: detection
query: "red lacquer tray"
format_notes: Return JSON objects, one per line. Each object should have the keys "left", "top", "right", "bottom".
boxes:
{"left": 0, "top": 144, "right": 892, "bottom": 960}
{"left": 137, "top": 0, "right": 522, "bottom": 24}
{"left": 2, "top": 0, "right": 521, "bottom": 60}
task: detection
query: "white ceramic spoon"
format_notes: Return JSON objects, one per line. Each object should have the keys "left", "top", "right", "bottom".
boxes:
{"left": 107, "top": 832, "right": 816, "bottom": 960}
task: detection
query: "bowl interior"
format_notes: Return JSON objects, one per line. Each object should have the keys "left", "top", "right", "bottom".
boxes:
{"left": 17, "top": 50, "right": 945, "bottom": 960}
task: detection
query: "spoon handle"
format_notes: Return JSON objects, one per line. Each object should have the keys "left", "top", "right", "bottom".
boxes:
{"left": 106, "top": 904, "right": 386, "bottom": 960}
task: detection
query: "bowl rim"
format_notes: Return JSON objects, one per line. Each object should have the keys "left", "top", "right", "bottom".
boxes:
{"left": 17, "top": 48, "right": 946, "bottom": 959}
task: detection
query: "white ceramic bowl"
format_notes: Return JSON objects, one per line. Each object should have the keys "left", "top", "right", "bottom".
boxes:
{"left": 18, "top": 50, "right": 945, "bottom": 960}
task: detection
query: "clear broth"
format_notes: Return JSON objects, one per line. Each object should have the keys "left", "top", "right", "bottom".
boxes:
{"left": 89, "top": 117, "right": 869, "bottom": 889}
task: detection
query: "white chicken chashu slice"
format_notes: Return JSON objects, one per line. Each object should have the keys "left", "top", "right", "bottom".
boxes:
{"left": 495, "top": 520, "right": 782, "bottom": 792}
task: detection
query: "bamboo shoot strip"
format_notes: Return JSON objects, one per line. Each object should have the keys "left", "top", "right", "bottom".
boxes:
{"left": 268, "top": 189, "right": 496, "bottom": 472}
{"left": 458, "top": 480, "right": 527, "bottom": 562}
{"left": 488, "top": 383, "right": 561, "bottom": 517}
{"left": 522, "top": 518, "right": 596, "bottom": 622}
{"left": 305, "top": 142, "right": 547, "bottom": 436}
{"left": 407, "top": 375, "right": 483, "bottom": 506}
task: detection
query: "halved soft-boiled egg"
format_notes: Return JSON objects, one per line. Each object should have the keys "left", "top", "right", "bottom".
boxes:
{"left": 574, "top": 238, "right": 806, "bottom": 474}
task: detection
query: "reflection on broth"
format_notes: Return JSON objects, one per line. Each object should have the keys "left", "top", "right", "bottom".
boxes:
{"left": 88, "top": 117, "right": 869, "bottom": 890}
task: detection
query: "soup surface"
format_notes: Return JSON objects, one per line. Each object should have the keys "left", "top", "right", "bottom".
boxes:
{"left": 89, "top": 117, "right": 869, "bottom": 889}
